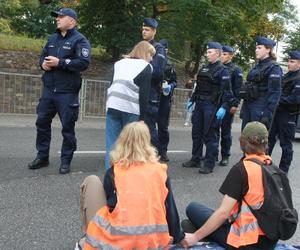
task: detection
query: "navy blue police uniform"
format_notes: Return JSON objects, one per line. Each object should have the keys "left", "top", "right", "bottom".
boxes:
{"left": 142, "top": 18, "right": 166, "bottom": 149}
{"left": 182, "top": 42, "right": 233, "bottom": 174}
{"left": 240, "top": 36, "right": 282, "bottom": 130}
{"left": 28, "top": 8, "right": 91, "bottom": 174}
{"left": 269, "top": 51, "right": 300, "bottom": 173}
{"left": 218, "top": 45, "right": 243, "bottom": 166}
{"left": 157, "top": 39, "right": 177, "bottom": 162}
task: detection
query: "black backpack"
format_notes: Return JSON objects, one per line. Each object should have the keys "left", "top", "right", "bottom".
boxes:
{"left": 243, "top": 158, "right": 298, "bottom": 241}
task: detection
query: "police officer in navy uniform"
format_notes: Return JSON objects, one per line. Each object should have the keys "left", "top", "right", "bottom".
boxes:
{"left": 268, "top": 51, "right": 300, "bottom": 173}
{"left": 157, "top": 39, "right": 177, "bottom": 162}
{"left": 141, "top": 18, "right": 166, "bottom": 149}
{"left": 28, "top": 8, "right": 91, "bottom": 174}
{"left": 240, "top": 36, "right": 282, "bottom": 130}
{"left": 218, "top": 45, "right": 243, "bottom": 166}
{"left": 182, "top": 42, "right": 232, "bottom": 174}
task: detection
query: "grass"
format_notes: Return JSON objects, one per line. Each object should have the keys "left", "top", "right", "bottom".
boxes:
{"left": 0, "top": 33, "right": 109, "bottom": 58}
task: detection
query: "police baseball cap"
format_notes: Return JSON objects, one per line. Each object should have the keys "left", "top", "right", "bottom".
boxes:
{"left": 143, "top": 18, "right": 158, "bottom": 29}
{"left": 159, "top": 39, "right": 168, "bottom": 49}
{"left": 242, "top": 121, "right": 268, "bottom": 144}
{"left": 222, "top": 45, "right": 234, "bottom": 53}
{"left": 255, "top": 36, "right": 276, "bottom": 48}
{"left": 51, "top": 8, "right": 77, "bottom": 20}
{"left": 288, "top": 51, "right": 300, "bottom": 60}
{"left": 207, "top": 42, "right": 222, "bottom": 50}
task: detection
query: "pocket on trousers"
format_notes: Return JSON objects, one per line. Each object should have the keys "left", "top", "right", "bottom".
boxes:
{"left": 69, "top": 103, "right": 79, "bottom": 122}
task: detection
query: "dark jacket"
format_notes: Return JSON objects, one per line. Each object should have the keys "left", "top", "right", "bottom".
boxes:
{"left": 39, "top": 28, "right": 91, "bottom": 93}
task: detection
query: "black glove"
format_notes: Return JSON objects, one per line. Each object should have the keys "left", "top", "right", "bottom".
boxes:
{"left": 260, "top": 116, "right": 270, "bottom": 129}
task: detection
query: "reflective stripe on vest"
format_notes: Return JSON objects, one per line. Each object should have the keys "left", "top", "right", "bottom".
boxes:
{"left": 85, "top": 235, "right": 121, "bottom": 250}
{"left": 227, "top": 155, "right": 271, "bottom": 248}
{"left": 85, "top": 162, "right": 171, "bottom": 249}
{"left": 92, "top": 214, "right": 169, "bottom": 235}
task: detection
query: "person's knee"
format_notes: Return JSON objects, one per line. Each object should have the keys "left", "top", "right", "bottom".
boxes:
{"left": 186, "top": 201, "right": 202, "bottom": 217}
{"left": 83, "top": 175, "right": 101, "bottom": 186}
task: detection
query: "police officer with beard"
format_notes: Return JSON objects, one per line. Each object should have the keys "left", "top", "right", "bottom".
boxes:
{"left": 268, "top": 51, "right": 300, "bottom": 173}
{"left": 141, "top": 18, "right": 166, "bottom": 149}
{"left": 28, "top": 8, "right": 91, "bottom": 174}
{"left": 157, "top": 39, "right": 177, "bottom": 162}
{"left": 218, "top": 45, "right": 243, "bottom": 166}
{"left": 240, "top": 36, "right": 282, "bottom": 130}
{"left": 182, "top": 42, "right": 232, "bottom": 174}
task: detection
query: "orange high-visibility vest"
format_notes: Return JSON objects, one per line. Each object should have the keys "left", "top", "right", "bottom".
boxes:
{"left": 227, "top": 155, "right": 272, "bottom": 248}
{"left": 84, "top": 162, "right": 171, "bottom": 250}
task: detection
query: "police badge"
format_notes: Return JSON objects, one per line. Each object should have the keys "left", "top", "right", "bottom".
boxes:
{"left": 82, "top": 48, "right": 89, "bottom": 57}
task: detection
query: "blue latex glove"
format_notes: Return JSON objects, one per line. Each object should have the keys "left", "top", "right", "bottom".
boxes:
{"left": 163, "top": 84, "right": 172, "bottom": 96}
{"left": 185, "top": 99, "right": 195, "bottom": 112}
{"left": 216, "top": 107, "right": 226, "bottom": 120}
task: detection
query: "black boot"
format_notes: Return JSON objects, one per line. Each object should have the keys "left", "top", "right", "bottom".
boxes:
{"left": 182, "top": 160, "right": 200, "bottom": 168}
{"left": 159, "top": 152, "right": 169, "bottom": 162}
{"left": 28, "top": 158, "right": 49, "bottom": 169}
{"left": 59, "top": 164, "right": 70, "bottom": 174}
{"left": 219, "top": 157, "right": 229, "bottom": 166}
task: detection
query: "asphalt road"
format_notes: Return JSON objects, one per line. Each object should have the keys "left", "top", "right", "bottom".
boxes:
{"left": 1, "top": 114, "right": 300, "bottom": 250}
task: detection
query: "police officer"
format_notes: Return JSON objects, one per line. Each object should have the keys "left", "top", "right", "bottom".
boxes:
{"left": 268, "top": 51, "right": 300, "bottom": 173}
{"left": 142, "top": 18, "right": 166, "bottom": 149}
{"left": 182, "top": 42, "right": 232, "bottom": 174}
{"left": 218, "top": 45, "right": 243, "bottom": 166}
{"left": 157, "top": 39, "right": 177, "bottom": 162}
{"left": 28, "top": 8, "right": 91, "bottom": 174}
{"left": 240, "top": 36, "right": 282, "bottom": 130}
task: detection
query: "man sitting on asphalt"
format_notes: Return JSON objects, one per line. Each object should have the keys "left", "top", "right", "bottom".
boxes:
{"left": 181, "top": 121, "right": 278, "bottom": 249}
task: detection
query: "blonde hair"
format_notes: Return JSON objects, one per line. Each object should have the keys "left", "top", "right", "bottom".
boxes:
{"left": 110, "top": 122, "right": 158, "bottom": 168}
{"left": 125, "top": 41, "right": 156, "bottom": 62}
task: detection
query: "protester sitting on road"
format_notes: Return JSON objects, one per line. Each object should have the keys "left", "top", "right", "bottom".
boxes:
{"left": 104, "top": 41, "right": 155, "bottom": 170}
{"left": 77, "top": 122, "right": 185, "bottom": 250}
{"left": 180, "top": 121, "right": 278, "bottom": 249}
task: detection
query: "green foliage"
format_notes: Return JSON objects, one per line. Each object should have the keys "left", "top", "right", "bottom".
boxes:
{"left": 0, "top": 18, "right": 12, "bottom": 34}
{"left": 10, "top": 0, "right": 62, "bottom": 38}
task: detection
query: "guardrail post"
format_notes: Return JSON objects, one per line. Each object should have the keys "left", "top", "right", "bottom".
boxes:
{"left": 79, "top": 79, "right": 86, "bottom": 121}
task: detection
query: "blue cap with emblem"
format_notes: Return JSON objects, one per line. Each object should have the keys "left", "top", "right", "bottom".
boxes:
{"left": 143, "top": 18, "right": 158, "bottom": 29}
{"left": 207, "top": 42, "right": 222, "bottom": 50}
{"left": 51, "top": 8, "right": 77, "bottom": 21}
{"left": 255, "top": 36, "right": 276, "bottom": 48}
{"left": 288, "top": 51, "right": 300, "bottom": 60}
{"left": 222, "top": 45, "right": 234, "bottom": 53}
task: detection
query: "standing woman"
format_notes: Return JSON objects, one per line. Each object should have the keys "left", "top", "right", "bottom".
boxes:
{"left": 240, "top": 36, "right": 282, "bottom": 130}
{"left": 105, "top": 41, "right": 155, "bottom": 170}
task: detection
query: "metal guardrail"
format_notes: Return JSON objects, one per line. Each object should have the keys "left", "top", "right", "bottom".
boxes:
{"left": 0, "top": 71, "right": 192, "bottom": 120}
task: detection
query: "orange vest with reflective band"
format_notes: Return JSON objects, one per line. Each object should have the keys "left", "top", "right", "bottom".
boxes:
{"left": 227, "top": 154, "right": 272, "bottom": 248}
{"left": 84, "top": 162, "right": 171, "bottom": 250}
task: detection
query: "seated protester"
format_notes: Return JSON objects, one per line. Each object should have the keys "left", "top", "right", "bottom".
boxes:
{"left": 77, "top": 122, "right": 185, "bottom": 250}
{"left": 181, "top": 121, "right": 277, "bottom": 249}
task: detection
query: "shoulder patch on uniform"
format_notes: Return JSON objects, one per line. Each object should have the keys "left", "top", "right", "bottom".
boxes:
{"left": 82, "top": 48, "right": 89, "bottom": 58}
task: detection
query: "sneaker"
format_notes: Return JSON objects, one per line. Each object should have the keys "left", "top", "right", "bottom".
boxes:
{"left": 182, "top": 160, "right": 200, "bottom": 168}
{"left": 74, "top": 235, "right": 85, "bottom": 250}
{"left": 181, "top": 219, "right": 197, "bottom": 233}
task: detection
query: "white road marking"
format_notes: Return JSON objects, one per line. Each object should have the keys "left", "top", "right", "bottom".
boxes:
{"left": 58, "top": 150, "right": 188, "bottom": 154}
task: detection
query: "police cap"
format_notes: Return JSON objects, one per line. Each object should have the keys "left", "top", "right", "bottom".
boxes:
{"left": 159, "top": 39, "right": 168, "bottom": 49}
{"left": 255, "top": 36, "right": 276, "bottom": 48}
{"left": 207, "top": 42, "right": 222, "bottom": 50}
{"left": 288, "top": 51, "right": 300, "bottom": 60}
{"left": 51, "top": 8, "right": 77, "bottom": 20}
{"left": 222, "top": 45, "right": 234, "bottom": 53}
{"left": 143, "top": 18, "right": 158, "bottom": 29}
{"left": 242, "top": 121, "right": 268, "bottom": 144}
